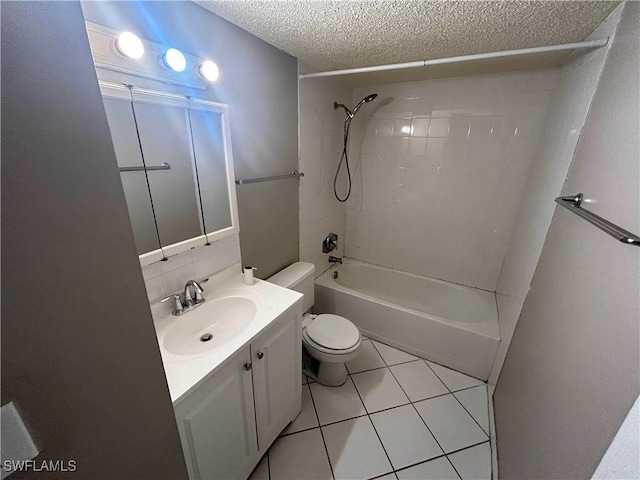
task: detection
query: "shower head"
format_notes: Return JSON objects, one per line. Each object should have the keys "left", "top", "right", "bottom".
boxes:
{"left": 352, "top": 93, "right": 378, "bottom": 116}
{"left": 334, "top": 93, "right": 378, "bottom": 119}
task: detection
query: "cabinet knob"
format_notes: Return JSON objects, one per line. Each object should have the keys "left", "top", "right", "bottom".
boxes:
{"left": 257, "top": 352, "right": 264, "bottom": 360}
{"left": 244, "top": 363, "right": 252, "bottom": 371}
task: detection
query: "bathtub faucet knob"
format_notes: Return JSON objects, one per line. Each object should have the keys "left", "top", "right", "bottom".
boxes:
{"left": 323, "top": 233, "right": 338, "bottom": 253}
{"left": 328, "top": 256, "right": 343, "bottom": 265}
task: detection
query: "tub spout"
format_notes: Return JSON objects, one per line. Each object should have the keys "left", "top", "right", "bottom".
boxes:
{"left": 328, "top": 256, "right": 343, "bottom": 264}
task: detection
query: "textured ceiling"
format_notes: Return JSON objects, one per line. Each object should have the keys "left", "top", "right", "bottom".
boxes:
{"left": 197, "top": 0, "right": 617, "bottom": 83}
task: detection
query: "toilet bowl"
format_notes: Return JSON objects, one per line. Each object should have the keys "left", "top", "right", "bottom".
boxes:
{"left": 267, "top": 262, "right": 362, "bottom": 387}
{"left": 302, "top": 313, "right": 361, "bottom": 386}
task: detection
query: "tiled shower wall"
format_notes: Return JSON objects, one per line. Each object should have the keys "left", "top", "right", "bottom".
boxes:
{"left": 345, "top": 69, "right": 559, "bottom": 291}
{"left": 299, "top": 63, "right": 351, "bottom": 277}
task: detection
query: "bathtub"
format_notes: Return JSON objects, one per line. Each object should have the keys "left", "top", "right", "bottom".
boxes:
{"left": 314, "top": 260, "right": 500, "bottom": 380}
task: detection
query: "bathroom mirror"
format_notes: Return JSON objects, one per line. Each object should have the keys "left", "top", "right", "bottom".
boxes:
{"left": 100, "top": 82, "right": 239, "bottom": 265}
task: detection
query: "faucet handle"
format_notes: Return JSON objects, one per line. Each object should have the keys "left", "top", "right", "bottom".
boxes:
{"left": 161, "top": 294, "right": 184, "bottom": 316}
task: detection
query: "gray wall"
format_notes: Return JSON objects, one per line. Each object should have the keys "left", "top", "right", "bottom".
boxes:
{"left": 81, "top": 1, "right": 300, "bottom": 278}
{"left": 1, "top": 2, "right": 188, "bottom": 478}
{"left": 494, "top": 3, "right": 640, "bottom": 478}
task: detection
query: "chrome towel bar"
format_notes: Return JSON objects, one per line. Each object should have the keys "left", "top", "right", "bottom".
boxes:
{"left": 235, "top": 170, "right": 304, "bottom": 185}
{"left": 555, "top": 193, "right": 640, "bottom": 246}
{"left": 119, "top": 162, "right": 171, "bottom": 172}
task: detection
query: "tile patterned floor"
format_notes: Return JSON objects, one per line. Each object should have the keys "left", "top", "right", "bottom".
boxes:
{"left": 249, "top": 339, "right": 491, "bottom": 480}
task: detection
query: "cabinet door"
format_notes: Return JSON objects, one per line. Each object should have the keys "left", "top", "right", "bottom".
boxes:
{"left": 252, "top": 306, "right": 302, "bottom": 450}
{"left": 174, "top": 347, "right": 258, "bottom": 480}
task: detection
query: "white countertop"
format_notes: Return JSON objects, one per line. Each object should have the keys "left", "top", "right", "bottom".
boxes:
{"left": 151, "top": 263, "right": 303, "bottom": 405}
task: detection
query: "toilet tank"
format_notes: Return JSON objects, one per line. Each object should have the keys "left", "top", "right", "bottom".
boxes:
{"left": 267, "top": 262, "right": 315, "bottom": 312}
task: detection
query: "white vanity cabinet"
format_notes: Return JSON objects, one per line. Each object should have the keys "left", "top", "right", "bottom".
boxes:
{"left": 173, "top": 305, "right": 301, "bottom": 480}
{"left": 174, "top": 346, "right": 258, "bottom": 480}
{"left": 251, "top": 306, "right": 302, "bottom": 450}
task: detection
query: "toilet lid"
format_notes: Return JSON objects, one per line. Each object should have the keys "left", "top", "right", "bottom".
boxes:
{"left": 306, "top": 314, "right": 360, "bottom": 350}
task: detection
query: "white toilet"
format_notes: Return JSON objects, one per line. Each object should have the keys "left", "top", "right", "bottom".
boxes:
{"left": 268, "top": 262, "right": 362, "bottom": 386}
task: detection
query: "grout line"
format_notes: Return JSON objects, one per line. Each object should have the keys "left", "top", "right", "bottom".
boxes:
{"left": 423, "top": 359, "right": 459, "bottom": 392}
{"left": 444, "top": 455, "right": 464, "bottom": 480}
{"left": 307, "top": 380, "right": 336, "bottom": 479}
{"left": 348, "top": 367, "right": 396, "bottom": 478}
{"left": 348, "top": 351, "right": 422, "bottom": 376}
{"left": 488, "top": 384, "right": 498, "bottom": 480}
{"left": 445, "top": 439, "right": 490, "bottom": 457}
{"left": 365, "top": 416, "right": 395, "bottom": 476}
{"left": 359, "top": 400, "right": 413, "bottom": 416}
{"left": 279, "top": 412, "right": 369, "bottom": 436}
{"left": 405, "top": 390, "right": 454, "bottom": 404}
{"left": 266, "top": 452, "right": 270, "bottom": 480}
{"left": 347, "top": 364, "right": 389, "bottom": 375}
{"left": 423, "top": 358, "right": 486, "bottom": 385}
{"left": 369, "top": 340, "right": 433, "bottom": 370}
{"left": 369, "top": 471, "right": 397, "bottom": 480}
{"left": 389, "top": 440, "right": 490, "bottom": 480}
{"left": 451, "top": 387, "right": 491, "bottom": 437}
{"left": 384, "top": 364, "right": 449, "bottom": 464}
{"left": 421, "top": 361, "right": 490, "bottom": 455}
{"left": 348, "top": 371, "right": 411, "bottom": 416}
{"left": 447, "top": 383, "right": 487, "bottom": 395}
{"left": 391, "top": 452, "right": 451, "bottom": 475}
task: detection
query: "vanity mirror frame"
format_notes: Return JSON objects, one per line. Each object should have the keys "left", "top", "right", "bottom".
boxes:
{"left": 100, "top": 81, "right": 239, "bottom": 266}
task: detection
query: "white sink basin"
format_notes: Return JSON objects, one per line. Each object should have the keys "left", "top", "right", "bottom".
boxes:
{"left": 163, "top": 297, "right": 257, "bottom": 356}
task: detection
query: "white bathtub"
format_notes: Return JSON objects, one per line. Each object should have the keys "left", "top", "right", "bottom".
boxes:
{"left": 314, "top": 260, "right": 500, "bottom": 380}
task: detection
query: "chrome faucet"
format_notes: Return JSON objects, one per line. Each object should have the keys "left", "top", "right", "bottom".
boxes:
{"left": 161, "top": 280, "right": 205, "bottom": 316}
{"left": 328, "top": 256, "right": 343, "bottom": 265}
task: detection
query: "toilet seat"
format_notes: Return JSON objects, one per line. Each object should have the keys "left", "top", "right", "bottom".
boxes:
{"left": 303, "top": 330, "right": 361, "bottom": 356}
{"left": 303, "top": 314, "right": 360, "bottom": 353}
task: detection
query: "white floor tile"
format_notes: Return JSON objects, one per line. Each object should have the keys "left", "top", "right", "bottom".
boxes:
{"left": 448, "top": 442, "right": 491, "bottom": 480}
{"left": 310, "top": 377, "right": 367, "bottom": 425}
{"left": 302, "top": 374, "right": 308, "bottom": 385}
{"left": 346, "top": 340, "right": 387, "bottom": 373}
{"left": 248, "top": 453, "right": 269, "bottom": 480}
{"left": 269, "top": 428, "right": 333, "bottom": 480}
{"left": 414, "top": 394, "right": 488, "bottom": 454}
{"left": 370, "top": 405, "right": 443, "bottom": 470}
{"left": 427, "top": 362, "right": 484, "bottom": 392}
{"left": 372, "top": 340, "right": 419, "bottom": 365}
{"left": 322, "top": 417, "right": 393, "bottom": 480}
{"left": 282, "top": 384, "right": 319, "bottom": 435}
{"left": 396, "top": 457, "right": 460, "bottom": 480}
{"left": 454, "top": 385, "right": 489, "bottom": 434}
{"left": 351, "top": 368, "right": 410, "bottom": 413}
{"left": 390, "top": 361, "right": 449, "bottom": 402}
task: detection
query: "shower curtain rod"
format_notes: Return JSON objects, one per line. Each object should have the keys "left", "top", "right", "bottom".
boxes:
{"left": 299, "top": 37, "right": 609, "bottom": 80}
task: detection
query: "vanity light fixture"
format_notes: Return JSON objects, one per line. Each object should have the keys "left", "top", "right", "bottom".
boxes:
{"left": 115, "top": 31, "right": 144, "bottom": 59}
{"left": 163, "top": 48, "right": 187, "bottom": 73}
{"left": 199, "top": 60, "right": 220, "bottom": 82}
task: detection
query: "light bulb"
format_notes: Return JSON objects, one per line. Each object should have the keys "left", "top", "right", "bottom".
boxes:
{"left": 163, "top": 48, "right": 187, "bottom": 72}
{"left": 115, "top": 32, "right": 144, "bottom": 59}
{"left": 199, "top": 60, "right": 219, "bottom": 82}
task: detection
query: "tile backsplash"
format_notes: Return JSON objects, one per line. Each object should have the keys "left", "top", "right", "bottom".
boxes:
{"left": 345, "top": 68, "right": 559, "bottom": 291}
{"left": 142, "top": 233, "right": 241, "bottom": 302}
